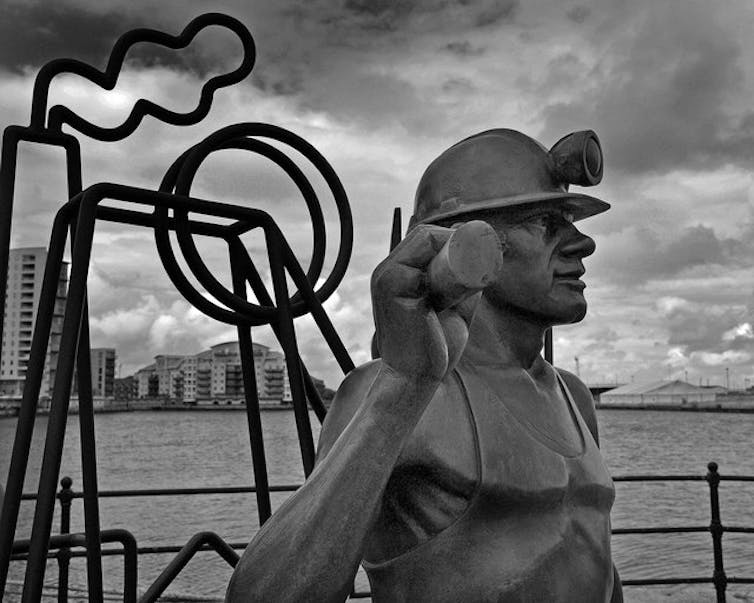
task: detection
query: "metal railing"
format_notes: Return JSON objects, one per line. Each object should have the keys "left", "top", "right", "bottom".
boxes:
{"left": 7, "top": 461, "right": 753, "bottom": 602}
{"left": 611, "top": 462, "right": 754, "bottom": 603}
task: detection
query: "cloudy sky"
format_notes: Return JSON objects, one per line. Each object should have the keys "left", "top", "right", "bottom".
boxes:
{"left": 2, "top": 0, "right": 754, "bottom": 390}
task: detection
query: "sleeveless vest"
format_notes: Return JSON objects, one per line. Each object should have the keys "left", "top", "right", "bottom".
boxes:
{"left": 363, "top": 361, "right": 616, "bottom": 602}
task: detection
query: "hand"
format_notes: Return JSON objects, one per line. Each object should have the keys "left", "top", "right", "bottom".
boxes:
{"left": 371, "top": 221, "right": 502, "bottom": 382}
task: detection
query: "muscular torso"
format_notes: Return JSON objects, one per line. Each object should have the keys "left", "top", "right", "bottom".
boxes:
{"left": 317, "top": 358, "right": 615, "bottom": 602}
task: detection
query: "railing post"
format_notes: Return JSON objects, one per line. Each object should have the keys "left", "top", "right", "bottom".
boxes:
{"left": 57, "top": 476, "right": 73, "bottom": 603}
{"left": 707, "top": 461, "right": 726, "bottom": 603}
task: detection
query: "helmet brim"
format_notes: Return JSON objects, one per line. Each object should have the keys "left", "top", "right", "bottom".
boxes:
{"left": 412, "top": 192, "right": 610, "bottom": 226}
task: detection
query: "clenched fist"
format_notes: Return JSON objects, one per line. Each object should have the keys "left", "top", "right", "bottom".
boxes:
{"left": 371, "top": 220, "right": 503, "bottom": 382}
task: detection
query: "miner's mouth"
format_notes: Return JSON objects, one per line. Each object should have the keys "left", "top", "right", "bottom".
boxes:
{"left": 554, "top": 269, "right": 585, "bottom": 280}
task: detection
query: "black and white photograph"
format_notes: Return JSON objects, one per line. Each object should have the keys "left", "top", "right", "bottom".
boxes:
{"left": 1, "top": 1, "right": 753, "bottom": 601}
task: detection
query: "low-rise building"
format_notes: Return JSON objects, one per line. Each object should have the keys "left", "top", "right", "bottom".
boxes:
{"left": 114, "top": 375, "right": 138, "bottom": 401}
{"left": 599, "top": 380, "right": 718, "bottom": 407}
{"left": 132, "top": 341, "right": 292, "bottom": 405}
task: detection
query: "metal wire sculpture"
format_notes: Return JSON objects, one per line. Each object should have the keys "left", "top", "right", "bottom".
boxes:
{"left": 0, "top": 13, "right": 355, "bottom": 602}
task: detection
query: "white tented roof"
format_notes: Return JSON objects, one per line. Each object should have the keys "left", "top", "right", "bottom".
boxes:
{"left": 605, "top": 380, "right": 708, "bottom": 396}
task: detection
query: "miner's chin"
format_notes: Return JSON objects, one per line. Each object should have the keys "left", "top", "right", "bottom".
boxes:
{"left": 550, "top": 292, "right": 589, "bottom": 326}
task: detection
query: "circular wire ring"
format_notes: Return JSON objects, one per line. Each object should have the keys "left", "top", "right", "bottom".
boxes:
{"left": 153, "top": 122, "right": 352, "bottom": 325}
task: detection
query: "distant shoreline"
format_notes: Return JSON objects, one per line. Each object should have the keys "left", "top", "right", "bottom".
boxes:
{"left": 596, "top": 403, "right": 754, "bottom": 413}
{"left": 2, "top": 402, "right": 754, "bottom": 419}
{"left": 0, "top": 402, "right": 305, "bottom": 418}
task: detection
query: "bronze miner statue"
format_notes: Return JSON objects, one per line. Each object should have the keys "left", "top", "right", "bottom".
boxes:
{"left": 226, "top": 128, "right": 623, "bottom": 602}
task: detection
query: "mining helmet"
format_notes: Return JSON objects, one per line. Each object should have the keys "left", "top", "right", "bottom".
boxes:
{"left": 409, "top": 128, "right": 609, "bottom": 227}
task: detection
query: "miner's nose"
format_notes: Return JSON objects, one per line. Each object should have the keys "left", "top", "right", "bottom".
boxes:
{"left": 560, "top": 225, "right": 596, "bottom": 258}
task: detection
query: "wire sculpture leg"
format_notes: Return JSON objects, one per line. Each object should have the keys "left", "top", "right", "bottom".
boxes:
{"left": 0, "top": 208, "right": 71, "bottom": 595}
{"left": 230, "top": 252, "right": 272, "bottom": 524}
{"left": 22, "top": 201, "right": 97, "bottom": 602}
{"left": 267, "top": 237, "right": 315, "bottom": 476}
{"left": 74, "top": 315, "right": 105, "bottom": 601}
{"left": 233, "top": 242, "right": 330, "bottom": 422}
{"left": 0, "top": 129, "right": 20, "bottom": 349}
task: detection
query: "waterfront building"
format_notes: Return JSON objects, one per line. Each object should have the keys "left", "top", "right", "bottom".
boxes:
{"left": 131, "top": 341, "right": 292, "bottom": 404}
{"left": 90, "top": 348, "right": 116, "bottom": 397}
{"left": 72, "top": 347, "right": 117, "bottom": 399}
{"left": 114, "top": 375, "right": 138, "bottom": 401}
{"left": 599, "top": 380, "right": 718, "bottom": 407}
{"left": 154, "top": 355, "right": 186, "bottom": 399}
{"left": 135, "top": 363, "right": 158, "bottom": 398}
{"left": 0, "top": 247, "right": 68, "bottom": 401}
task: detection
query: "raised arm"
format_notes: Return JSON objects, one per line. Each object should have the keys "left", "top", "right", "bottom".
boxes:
{"left": 225, "top": 224, "right": 491, "bottom": 602}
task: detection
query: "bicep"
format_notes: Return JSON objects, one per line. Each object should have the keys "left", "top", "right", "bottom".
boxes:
{"left": 316, "top": 360, "right": 382, "bottom": 462}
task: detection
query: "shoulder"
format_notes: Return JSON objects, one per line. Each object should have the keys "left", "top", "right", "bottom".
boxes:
{"left": 556, "top": 368, "right": 600, "bottom": 446}
{"left": 315, "top": 360, "right": 382, "bottom": 462}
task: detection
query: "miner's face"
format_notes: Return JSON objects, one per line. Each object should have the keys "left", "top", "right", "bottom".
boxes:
{"left": 479, "top": 204, "right": 597, "bottom": 326}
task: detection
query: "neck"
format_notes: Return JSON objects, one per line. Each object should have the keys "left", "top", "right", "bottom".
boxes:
{"left": 463, "top": 298, "right": 550, "bottom": 371}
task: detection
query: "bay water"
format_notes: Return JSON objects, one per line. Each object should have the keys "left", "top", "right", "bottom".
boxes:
{"left": 1, "top": 409, "right": 753, "bottom": 601}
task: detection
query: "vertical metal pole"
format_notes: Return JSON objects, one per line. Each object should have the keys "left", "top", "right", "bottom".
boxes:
{"left": 73, "top": 318, "right": 104, "bottom": 601}
{"left": 57, "top": 477, "right": 73, "bottom": 603}
{"left": 230, "top": 248, "right": 272, "bottom": 524}
{"left": 22, "top": 201, "right": 96, "bottom": 602}
{"left": 66, "top": 148, "right": 104, "bottom": 600}
{"left": 0, "top": 128, "right": 21, "bottom": 598}
{"left": 0, "top": 210, "right": 71, "bottom": 595}
{"left": 121, "top": 531, "right": 138, "bottom": 603}
{"left": 390, "top": 207, "right": 402, "bottom": 251}
{"left": 267, "top": 237, "right": 316, "bottom": 476}
{"left": 707, "top": 461, "right": 727, "bottom": 603}
{"left": 0, "top": 128, "right": 20, "bottom": 350}
{"left": 544, "top": 329, "right": 553, "bottom": 364}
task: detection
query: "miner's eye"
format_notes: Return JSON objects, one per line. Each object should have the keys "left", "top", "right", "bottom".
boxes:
{"left": 516, "top": 210, "right": 574, "bottom": 236}
{"left": 537, "top": 212, "right": 574, "bottom": 235}
{"left": 528, "top": 212, "right": 559, "bottom": 233}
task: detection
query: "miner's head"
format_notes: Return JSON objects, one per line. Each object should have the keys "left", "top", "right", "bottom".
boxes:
{"left": 411, "top": 129, "right": 608, "bottom": 326}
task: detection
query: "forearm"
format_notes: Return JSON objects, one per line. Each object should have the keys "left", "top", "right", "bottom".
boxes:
{"left": 226, "top": 366, "right": 439, "bottom": 602}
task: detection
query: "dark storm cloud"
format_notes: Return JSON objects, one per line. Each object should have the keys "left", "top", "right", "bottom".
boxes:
{"left": 665, "top": 306, "right": 743, "bottom": 353}
{"left": 444, "top": 40, "right": 486, "bottom": 57}
{"left": 662, "top": 225, "right": 726, "bottom": 271}
{"left": 442, "top": 77, "right": 475, "bottom": 94}
{"left": 0, "top": 2, "right": 234, "bottom": 76}
{"left": 525, "top": 52, "right": 589, "bottom": 93}
{"left": 662, "top": 296, "right": 754, "bottom": 361}
{"left": 566, "top": 6, "right": 591, "bottom": 24}
{"left": 541, "top": 2, "right": 754, "bottom": 175}
{"left": 592, "top": 224, "right": 750, "bottom": 286}
{"left": 253, "top": 70, "right": 306, "bottom": 97}
{"left": 341, "top": 0, "right": 416, "bottom": 31}
{"left": 244, "top": 0, "right": 520, "bottom": 134}
{"left": 473, "top": 1, "right": 519, "bottom": 27}
{"left": 0, "top": 2, "right": 139, "bottom": 73}
{"left": 284, "top": 0, "right": 518, "bottom": 35}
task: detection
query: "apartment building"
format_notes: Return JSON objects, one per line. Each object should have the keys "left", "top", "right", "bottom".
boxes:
{"left": 133, "top": 341, "right": 292, "bottom": 404}
{"left": 90, "top": 348, "right": 116, "bottom": 397}
{"left": 0, "top": 247, "right": 68, "bottom": 399}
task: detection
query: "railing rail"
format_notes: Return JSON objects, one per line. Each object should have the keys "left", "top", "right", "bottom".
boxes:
{"left": 609, "top": 462, "right": 754, "bottom": 603}
{"left": 7, "top": 462, "right": 754, "bottom": 602}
